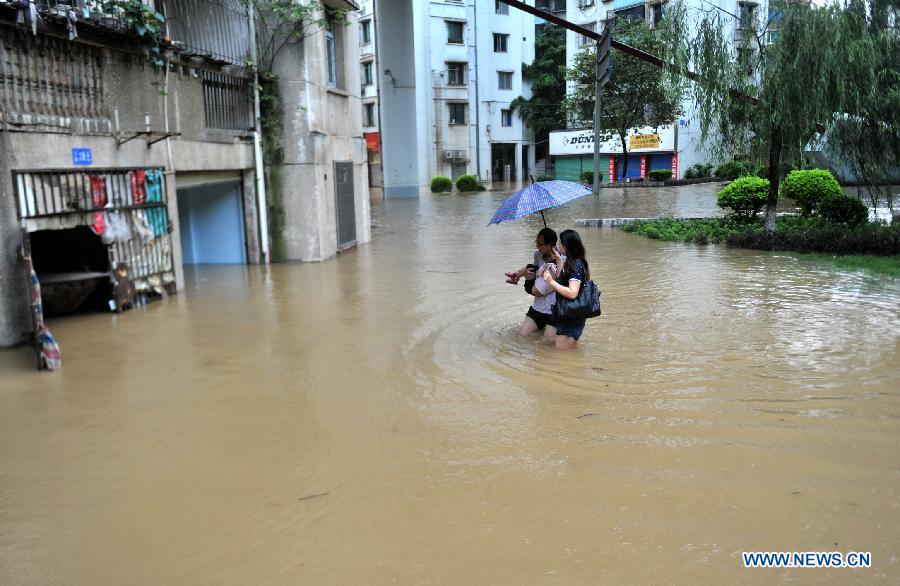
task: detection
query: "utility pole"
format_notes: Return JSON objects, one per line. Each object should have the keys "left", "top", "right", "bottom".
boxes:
{"left": 592, "top": 21, "right": 612, "bottom": 196}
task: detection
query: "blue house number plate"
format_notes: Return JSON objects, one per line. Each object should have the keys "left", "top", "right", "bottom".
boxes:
{"left": 72, "top": 148, "right": 93, "bottom": 166}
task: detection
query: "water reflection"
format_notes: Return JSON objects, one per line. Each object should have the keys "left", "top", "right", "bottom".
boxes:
{"left": 1, "top": 186, "right": 898, "bottom": 584}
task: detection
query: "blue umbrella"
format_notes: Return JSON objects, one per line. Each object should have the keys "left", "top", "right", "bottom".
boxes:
{"left": 488, "top": 180, "right": 593, "bottom": 227}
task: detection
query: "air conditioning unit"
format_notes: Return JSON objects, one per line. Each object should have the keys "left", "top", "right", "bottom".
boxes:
{"left": 443, "top": 150, "right": 468, "bottom": 161}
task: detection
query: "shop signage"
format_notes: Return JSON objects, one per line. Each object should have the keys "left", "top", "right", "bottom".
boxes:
{"left": 549, "top": 125, "right": 674, "bottom": 156}
{"left": 72, "top": 148, "right": 93, "bottom": 166}
{"left": 630, "top": 134, "right": 661, "bottom": 150}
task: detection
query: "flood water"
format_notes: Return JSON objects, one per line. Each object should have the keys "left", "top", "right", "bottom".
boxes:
{"left": 1, "top": 185, "right": 899, "bottom": 584}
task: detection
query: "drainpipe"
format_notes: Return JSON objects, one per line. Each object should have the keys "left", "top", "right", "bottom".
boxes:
{"left": 472, "top": 0, "right": 481, "bottom": 180}
{"left": 249, "top": 8, "right": 270, "bottom": 263}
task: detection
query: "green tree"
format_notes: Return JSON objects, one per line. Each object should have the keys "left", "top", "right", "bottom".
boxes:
{"left": 659, "top": 0, "right": 899, "bottom": 231}
{"left": 564, "top": 18, "right": 683, "bottom": 179}
{"left": 511, "top": 24, "right": 567, "bottom": 144}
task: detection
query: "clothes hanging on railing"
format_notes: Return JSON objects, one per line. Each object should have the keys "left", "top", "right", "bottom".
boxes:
{"left": 90, "top": 175, "right": 108, "bottom": 236}
{"left": 66, "top": 9, "right": 78, "bottom": 41}
{"left": 131, "top": 170, "right": 147, "bottom": 205}
{"left": 16, "top": 1, "right": 39, "bottom": 36}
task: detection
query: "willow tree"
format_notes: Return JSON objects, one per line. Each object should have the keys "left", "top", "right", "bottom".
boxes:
{"left": 660, "top": 0, "right": 897, "bottom": 231}
{"left": 565, "top": 18, "right": 683, "bottom": 179}
{"left": 825, "top": 0, "right": 900, "bottom": 211}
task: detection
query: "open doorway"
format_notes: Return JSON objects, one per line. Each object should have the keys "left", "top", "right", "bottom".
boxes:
{"left": 491, "top": 143, "right": 516, "bottom": 181}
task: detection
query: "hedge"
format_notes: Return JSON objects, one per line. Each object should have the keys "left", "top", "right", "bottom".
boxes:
{"left": 649, "top": 169, "right": 672, "bottom": 181}
{"left": 715, "top": 161, "right": 751, "bottom": 180}
{"left": 455, "top": 174, "right": 484, "bottom": 192}
{"left": 430, "top": 176, "right": 452, "bottom": 193}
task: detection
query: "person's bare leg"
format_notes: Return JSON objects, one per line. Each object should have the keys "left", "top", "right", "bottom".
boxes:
{"left": 555, "top": 335, "right": 578, "bottom": 350}
{"left": 519, "top": 317, "right": 539, "bottom": 336}
{"left": 543, "top": 325, "right": 557, "bottom": 339}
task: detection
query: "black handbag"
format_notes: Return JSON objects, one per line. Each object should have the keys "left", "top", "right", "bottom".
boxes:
{"left": 553, "top": 280, "right": 601, "bottom": 321}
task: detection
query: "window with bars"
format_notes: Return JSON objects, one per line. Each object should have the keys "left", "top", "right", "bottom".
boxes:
{"left": 0, "top": 29, "right": 107, "bottom": 122}
{"left": 202, "top": 71, "right": 254, "bottom": 131}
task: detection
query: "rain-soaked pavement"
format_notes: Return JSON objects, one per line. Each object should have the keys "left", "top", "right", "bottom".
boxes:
{"left": 1, "top": 184, "right": 899, "bottom": 584}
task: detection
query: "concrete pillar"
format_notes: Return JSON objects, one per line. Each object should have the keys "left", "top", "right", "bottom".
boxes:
{"left": 0, "top": 133, "right": 30, "bottom": 346}
{"left": 376, "top": 0, "right": 420, "bottom": 198}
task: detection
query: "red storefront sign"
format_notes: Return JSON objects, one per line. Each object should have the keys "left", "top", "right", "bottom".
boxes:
{"left": 671, "top": 153, "right": 679, "bottom": 178}
{"left": 640, "top": 155, "right": 648, "bottom": 178}
{"left": 608, "top": 157, "right": 616, "bottom": 183}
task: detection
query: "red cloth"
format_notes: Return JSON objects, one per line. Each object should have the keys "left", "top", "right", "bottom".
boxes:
{"left": 131, "top": 170, "right": 147, "bottom": 205}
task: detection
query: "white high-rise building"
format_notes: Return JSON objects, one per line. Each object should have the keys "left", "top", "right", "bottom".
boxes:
{"left": 359, "top": 0, "right": 536, "bottom": 187}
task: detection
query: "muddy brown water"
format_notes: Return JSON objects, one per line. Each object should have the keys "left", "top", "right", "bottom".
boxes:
{"left": 1, "top": 185, "right": 899, "bottom": 584}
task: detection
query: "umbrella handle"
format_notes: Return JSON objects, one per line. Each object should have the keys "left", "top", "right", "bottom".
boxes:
{"left": 540, "top": 209, "right": 546, "bottom": 228}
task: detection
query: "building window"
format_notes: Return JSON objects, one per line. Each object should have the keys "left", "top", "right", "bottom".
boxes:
{"left": 536, "top": 0, "right": 550, "bottom": 9}
{"left": 578, "top": 22, "right": 596, "bottom": 46}
{"left": 493, "top": 33, "right": 509, "bottom": 52}
{"left": 651, "top": 3, "right": 667, "bottom": 28}
{"left": 552, "top": 0, "right": 566, "bottom": 11}
{"left": 326, "top": 19, "right": 337, "bottom": 88}
{"left": 495, "top": 0, "right": 509, "bottom": 15}
{"left": 364, "top": 103, "right": 376, "bottom": 127}
{"left": 501, "top": 109, "right": 512, "bottom": 127}
{"left": 446, "top": 21, "right": 465, "bottom": 44}
{"left": 447, "top": 62, "right": 467, "bottom": 86}
{"left": 615, "top": 5, "right": 645, "bottom": 22}
{"left": 361, "top": 19, "right": 372, "bottom": 44}
{"left": 738, "top": 1, "right": 758, "bottom": 28}
{"left": 448, "top": 103, "right": 467, "bottom": 125}
{"left": 363, "top": 61, "right": 373, "bottom": 86}
{"left": 498, "top": 71, "right": 513, "bottom": 90}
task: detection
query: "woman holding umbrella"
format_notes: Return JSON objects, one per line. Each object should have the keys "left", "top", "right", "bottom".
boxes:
{"left": 542, "top": 229, "right": 590, "bottom": 350}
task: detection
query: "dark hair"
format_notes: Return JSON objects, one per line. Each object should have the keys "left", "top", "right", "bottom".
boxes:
{"left": 559, "top": 229, "right": 589, "bottom": 280}
{"left": 536, "top": 227, "right": 557, "bottom": 247}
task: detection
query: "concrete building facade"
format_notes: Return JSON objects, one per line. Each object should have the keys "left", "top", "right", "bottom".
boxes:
{"left": 0, "top": 0, "right": 370, "bottom": 348}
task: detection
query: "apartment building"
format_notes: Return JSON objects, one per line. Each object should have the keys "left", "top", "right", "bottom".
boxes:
{"left": 0, "top": 0, "right": 369, "bottom": 350}
{"left": 365, "top": 0, "right": 536, "bottom": 189}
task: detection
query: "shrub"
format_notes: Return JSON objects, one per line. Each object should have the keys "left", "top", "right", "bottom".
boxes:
{"left": 649, "top": 169, "right": 672, "bottom": 181}
{"left": 536, "top": 174, "right": 554, "bottom": 182}
{"left": 818, "top": 194, "right": 869, "bottom": 227}
{"left": 757, "top": 162, "right": 794, "bottom": 180}
{"left": 780, "top": 169, "right": 842, "bottom": 215}
{"left": 726, "top": 216, "right": 900, "bottom": 255}
{"left": 715, "top": 161, "right": 751, "bottom": 180}
{"left": 581, "top": 170, "right": 601, "bottom": 184}
{"left": 684, "top": 163, "right": 715, "bottom": 180}
{"left": 716, "top": 176, "right": 769, "bottom": 218}
{"left": 430, "top": 176, "right": 452, "bottom": 193}
{"left": 455, "top": 174, "right": 480, "bottom": 192}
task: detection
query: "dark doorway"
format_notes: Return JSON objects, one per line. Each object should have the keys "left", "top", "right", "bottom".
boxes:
{"left": 491, "top": 143, "right": 516, "bottom": 181}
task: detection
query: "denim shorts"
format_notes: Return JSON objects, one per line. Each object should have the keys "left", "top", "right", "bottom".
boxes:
{"left": 555, "top": 318, "right": 586, "bottom": 340}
